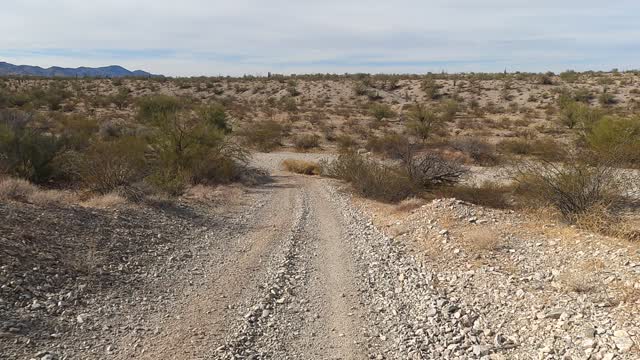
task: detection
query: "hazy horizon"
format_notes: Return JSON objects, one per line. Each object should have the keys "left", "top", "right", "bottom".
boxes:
{"left": 2, "top": 0, "right": 639, "bottom": 76}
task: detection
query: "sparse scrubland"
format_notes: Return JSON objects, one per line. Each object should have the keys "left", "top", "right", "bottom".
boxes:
{"left": 1, "top": 71, "right": 638, "bottom": 240}
{"left": 2, "top": 71, "right": 640, "bottom": 359}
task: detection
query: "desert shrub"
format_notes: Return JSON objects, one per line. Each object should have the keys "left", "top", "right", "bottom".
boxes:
{"left": 573, "top": 88, "right": 594, "bottom": 103}
{"left": 538, "top": 73, "right": 554, "bottom": 85}
{"left": 440, "top": 182, "right": 513, "bottom": 209}
{"left": 560, "top": 70, "right": 579, "bottom": 83}
{"left": 281, "top": 159, "right": 320, "bottom": 175}
{"left": 280, "top": 96, "right": 298, "bottom": 112}
{"left": 99, "top": 118, "right": 135, "bottom": 139}
{"left": 239, "top": 120, "right": 284, "bottom": 152}
{"left": 353, "top": 81, "right": 369, "bottom": 96}
{"left": 558, "top": 101, "right": 603, "bottom": 129}
{"left": 293, "top": 134, "right": 320, "bottom": 150}
{"left": 498, "top": 138, "right": 567, "bottom": 161}
{"left": 0, "top": 110, "right": 62, "bottom": 183}
{"left": 450, "top": 138, "right": 499, "bottom": 165}
{"left": 197, "top": 103, "right": 231, "bottom": 133}
{"left": 585, "top": 116, "right": 640, "bottom": 165}
{"left": 55, "top": 114, "right": 99, "bottom": 151}
{"left": 336, "top": 134, "right": 357, "bottom": 152}
{"left": 497, "top": 139, "right": 533, "bottom": 155}
{"left": 110, "top": 88, "right": 130, "bottom": 110}
{"left": 137, "top": 95, "right": 185, "bottom": 122}
{"left": 421, "top": 77, "right": 441, "bottom": 99}
{"left": 405, "top": 153, "right": 468, "bottom": 189}
{"left": 439, "top": 99, "right": 459, "bottom": 122}
{"left": 513, "top": 160, "right": 619, "bottom": 221}
{"left": 598, "top": 91, "right": 617, "bottom": 106}
{"left": 365, "top": 133, "right": 414, "bottom": 160}
{"left": 40, "top": 86, "right": 71, "bottom": 111}
{"left": 323, "top": 152, "right": 415, "bottom": 202}
{"left": 62, "top": 137, "right": 148, "bottom": 194}
{"left": 369, "top": 103, "right": 395, "bottom": 121}
{"left": 137, "top": 95, "right": 249, "bottom": 194}
{"left": 406, "top": 104, "right": 443, "bottom": 141}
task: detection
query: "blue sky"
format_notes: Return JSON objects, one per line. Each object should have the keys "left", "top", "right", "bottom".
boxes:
{"left": 1, "top": 0, "right": 639, "bottom": 76}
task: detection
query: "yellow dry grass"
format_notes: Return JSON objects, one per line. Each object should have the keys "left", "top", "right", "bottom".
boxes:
{"left": 281, "top": 159, "right": 321, "bottom": 175}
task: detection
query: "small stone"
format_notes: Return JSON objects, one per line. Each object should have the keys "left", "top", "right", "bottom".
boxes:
{"left": 473, "top": 345, "right": 491, "bottom": 356}
{"left": 613, "top": 333, "right": 634, "bottom": 353}
{"left": 581, "top": 338, "right": 596, "bottom": 349}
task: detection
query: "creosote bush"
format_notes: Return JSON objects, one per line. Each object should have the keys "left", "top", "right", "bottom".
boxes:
{"left": 322, "top": 152, "right": 415, "bottom": 203}
{"left": 406, "top": 104, "right": 444, "bottom": 141}
{"left": 293, "top": 134, "right": 320, "bottom": 150}
{"left": 585, "top": 116, "right": 640, "bottom": 166}
{"left": 369, "top": 103, "right": 395, "bottom": 121}
{"left": 238, "top": 120, "right": 284, "bottom": 152}
{"left": 0, "top": 110, "right": 62, "bottom": 183}
{"left": 450, "top": 138, "right": 499, "bottom": 165}
{"left": 0, "top": 94, "right": 249, "bottom": 199}
{"left": 513, "top": 159, "right": 619, "bottom": 222}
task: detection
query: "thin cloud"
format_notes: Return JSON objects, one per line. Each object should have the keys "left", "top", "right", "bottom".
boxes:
{"left": 1, "top": 0, "right": 639, "bottom": 76}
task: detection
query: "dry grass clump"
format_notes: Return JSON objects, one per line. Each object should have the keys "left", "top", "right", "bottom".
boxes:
{"left": 559, "top": 261, "right": 604, "bottom": 294}
{"left": 0, "top": 177, "right": 38, "bottom": 201}
{"left": 27, "top": 189, "right": 74, "bottom": 206}
{"left": 560, "top": 271, "right": 598, "bottom": 293}
{"left": 281, "top": 159, "right": 321, "bottom": 175}
{"left": 464, "top": 228, "right": 502, "bottom": 252}
{"left": 574, "top": 204, "right": 639, "bottom": 242}
{"left": 81, "top": 192, "right": 127, "bottom": 209}
{"left": 0, "top": 177, "right": 73, "bottom": 206}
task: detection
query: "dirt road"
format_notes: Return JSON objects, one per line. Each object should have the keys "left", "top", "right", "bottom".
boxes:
{"left": 2, "top": 153, "right": 497, "bottom": 359}
{"left": 100, "top": 154, "right": 494, "bottom": 360}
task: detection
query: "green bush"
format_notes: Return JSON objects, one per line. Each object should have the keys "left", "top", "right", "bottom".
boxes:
{"left": 239, "top": 120, "right": 284, "bottom": 152}
{"left": 498, "top": 138, "right": 567, "bottom": 161}
{"left": 421, "top": 77, "right": 441, "bottom": 99}
{"left": 198, "top": 103, "right": 231, "bottom": 133}
{"left": 598, "top": 91, "right": 617, "bottom": 106}
{"left": 0, "top": 110, "right": 62, "bottom": 183}
{"left": 558, "top": 101, "right": 603, "bottom": 129}
{"left": 323, "top": 152, "right": 415, "bottom": 203}
{"left": 110, "top": 88, "right": 130, "bottom": 110}
{"left": 137, "top": 95, "right": 185, "bottom": 123}
{"left": 560, "top": 70, "right": 579, "bottom": 83}
{"left": 406, "top": 104, "right": 443, "bottom": 141}
{"left": 365, "top": 133, "right": 414, "bottom": 160}
{"left": 137, "top": 95, "right": 249, "bottom": 194}
{"left": 336, "top": 134, "right": 357, "bottom": 152}
{"left": 369, "top": 103, "right": 395, "bottom": 121}
{"left": 586, "top": 116, "right": 640, "bottom": 165}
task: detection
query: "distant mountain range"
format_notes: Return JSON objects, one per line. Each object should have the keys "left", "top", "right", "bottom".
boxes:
{"left": 0, "top": 61, "right": 158, "bottom": 78}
